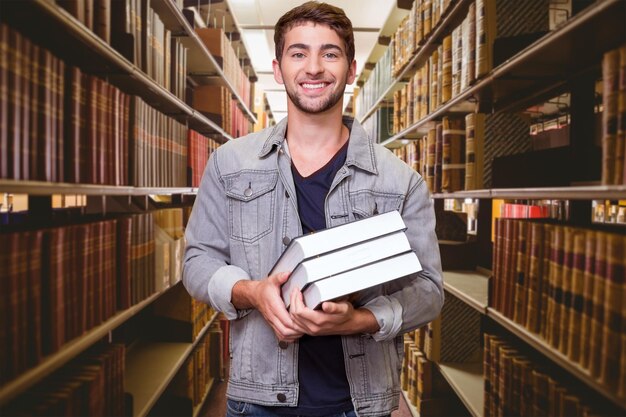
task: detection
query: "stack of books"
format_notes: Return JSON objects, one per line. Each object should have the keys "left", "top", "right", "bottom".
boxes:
{"left": 271, "top": 211, "right": 422, "bottom": 309}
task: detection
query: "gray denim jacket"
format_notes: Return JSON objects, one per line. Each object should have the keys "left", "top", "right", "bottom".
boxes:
{"left": 183, "top": 116, "right": 443, "bottom": 416}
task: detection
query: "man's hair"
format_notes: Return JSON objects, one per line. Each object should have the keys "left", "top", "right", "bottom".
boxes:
{"left": 274, "top": 1, "right": 355, "bottom": 64}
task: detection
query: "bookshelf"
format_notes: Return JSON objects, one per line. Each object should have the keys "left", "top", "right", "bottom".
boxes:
{"left": 125, "top": 312, "right": 218, "bottom": 417}
{"left": 0, "top": 0, "right": 235, "bottom": 414}
{"left": 367, "top": 0, "right": 626, "bottom": 416}
{"left": 1, "top": 0, "right": 235, "bottom": 140}
{"left": 0, "top": 290, "right": 162, "bottom": 407}
{"left": 437, "top": 362, "right": 484, "bottom": 417}
{"left": 376, "top": 0, "right": 626, "bottom": 146}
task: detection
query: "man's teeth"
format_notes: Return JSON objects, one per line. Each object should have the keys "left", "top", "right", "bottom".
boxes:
{"left": 302, "top": 83, "right": 326, "bottom": 89}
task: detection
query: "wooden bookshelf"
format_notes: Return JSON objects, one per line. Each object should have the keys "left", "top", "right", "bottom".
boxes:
{"left": 358, "top": 0, "right": 474, "bottom": 124}
{"left": 0, "top": 180, "right": 198, "bottom": 197}
{"left": 487, "top": 308, "right": 625, "bottom": 409}
{"left": 193, "top": 377, "right": 217, "bottom": 417}
{"left": 0, "top": 291, "right": 164, "bottom": 407}
{"left": 437, "top": 362, "right": 484, "bottom": 417}
{"left": 125, "top": 312, "right": 218, "bottom": 417}
{"left": 150, "top": 0, "right": 257, "bottom": 125}
{"left": 379, "top": 0, "right": 626, "bottom": 146}
{"left": 432, "top": 184, "right": 626, "bottom": 200}
{"left": 443, "top": 270, "right": 490, "bottom": 314}
{"left": 1, "top": 0, "right": 235, "bottom": 140}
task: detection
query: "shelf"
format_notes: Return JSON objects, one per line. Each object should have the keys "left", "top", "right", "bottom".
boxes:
{"left": 437, "top": 362, "right": 484, "bottom": 417}
{"left": 0, "top": 180, "right": 198, "bottom": 196}
{"left": 359, "top": 0, "right": 473, "bottom": 124}
{"left": 487, "top": 308, "right": 625, "bottom": 409}
{"left": 0, "top": 292, "right": 162, "bottom": 407}
{"left": 150, "top": 0, "right": 257, "bottom": 125}
{"left": 125, "top": 312, "right": 218, "bottom": 417}
{"left": 378, "top": 0, "right": 626, "bottom": 146}
{"left": 193, "top": 377, "right": 216, "bottom": 417}
{"left": 1, "top": 0, "right": 232, "bottom": 139}
{"left": 443, "top": 270, "right": 490, "bottom": 314}
{"left": 401, "top": 389, "right": 419, "bottom": 417}
{"left": 431, "top": 185, "right": 626, "bottom": 200}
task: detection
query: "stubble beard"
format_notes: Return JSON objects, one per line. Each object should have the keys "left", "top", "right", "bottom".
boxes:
{"left": 285, "top": 72, "right": 349, "bottom": 114}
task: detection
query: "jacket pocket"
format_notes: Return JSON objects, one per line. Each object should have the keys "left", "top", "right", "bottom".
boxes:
{"left": 349, "top": 189, "right": 404, "bottom": 219}
{"left": 225, "top": 170, "right": 278, "bottom": 243}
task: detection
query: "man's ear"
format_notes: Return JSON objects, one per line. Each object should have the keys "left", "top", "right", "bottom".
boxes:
{"left": 272, "top": 59, "right": 284, "bottom": 85}
{"left": 347, "top": 59, "right": 357, "bottom": 85}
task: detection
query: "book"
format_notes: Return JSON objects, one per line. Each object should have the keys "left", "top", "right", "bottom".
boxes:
{"left": 281, "top": 230, "right": 412, "bottom": 307}
{"left": 301, "top": 251, "right": 421, "bottom": 310}
{"left": 269, "top": 210, "right": 407, "bottom": 276}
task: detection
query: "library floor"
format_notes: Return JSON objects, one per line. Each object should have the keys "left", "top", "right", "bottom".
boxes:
{"left": 199, "top": 360, "right": 412, "bottom": 417}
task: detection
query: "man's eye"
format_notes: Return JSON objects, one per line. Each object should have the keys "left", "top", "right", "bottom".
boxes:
{"left": 324, "top": 53, "right": 338, "bottom": 59}
{"left": 292, "top": 52, "right": 305, "bottom": 58}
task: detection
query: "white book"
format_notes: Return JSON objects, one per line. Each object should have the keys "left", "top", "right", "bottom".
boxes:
{"left": 281, "top": 230, "right": 412, "bottom": 307}
{"left": 270, "top": 210, "right": 407, "bottom": 276}
{"left": 301, "top": 251, "right": 422, "bottom": 310}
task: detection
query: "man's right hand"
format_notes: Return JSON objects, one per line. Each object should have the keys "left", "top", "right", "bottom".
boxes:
{"left": 231, "top": 272, "right": 304, "bottom": 342}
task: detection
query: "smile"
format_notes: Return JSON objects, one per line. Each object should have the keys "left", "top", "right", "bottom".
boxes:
{"left": 301, "top": 82, "right": 330, "bottom": 90}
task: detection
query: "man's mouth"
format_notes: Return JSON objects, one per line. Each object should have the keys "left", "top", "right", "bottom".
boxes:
{"left": 300, "top": 82, "right": 330, "bottom": 90}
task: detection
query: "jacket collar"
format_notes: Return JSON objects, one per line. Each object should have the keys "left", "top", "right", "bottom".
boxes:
{"left": 258, "top": 115, "right": 378, "bottom": 175}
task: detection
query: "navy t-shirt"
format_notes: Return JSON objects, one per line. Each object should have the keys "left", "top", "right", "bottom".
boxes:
{"left": 275, "top": 140, "right": 353, "bottom": 416}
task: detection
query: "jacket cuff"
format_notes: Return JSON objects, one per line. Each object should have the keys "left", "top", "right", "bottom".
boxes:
{"left": 362, "top": 296, "right": 403, "bottom": 341}
{"left": 207, "top": 265, "right": 251, "bottom": 320}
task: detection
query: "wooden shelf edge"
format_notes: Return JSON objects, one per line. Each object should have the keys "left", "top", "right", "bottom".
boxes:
{"left": 430, "top": 185, "right": 626, "bottom": 200}
{"left": 126, "top": 312, "right": 219, "bottom": 417}
{"left": 0, "top": 291, "right": 162, "bottom": 406}
{"left": 437, "top": 362, "right": 484, "bottom": 417}
{"left": 193, "top": 376, "right": 217, "bottom": 417}
{"left": 443, "top": 270, "right": 490, "bottom": 314}
{"left": 400, "top": 389, "right": 420, "bottom": 417}
{"left": 0, "top": 179, "right": 199, "bottom": 196}
{"left": 486, "top": 308, "right": 626, "bottom": 409}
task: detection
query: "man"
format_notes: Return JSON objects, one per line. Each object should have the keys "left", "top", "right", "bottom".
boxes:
{"left": 183, "top": 2, "right": 443, "bottom": 416}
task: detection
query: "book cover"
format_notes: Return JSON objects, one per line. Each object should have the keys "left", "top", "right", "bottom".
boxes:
{"left": 301, "top": 251, "right": 421, "bottom": 310}
{"left": 269, "top": 210, "right": 407, "bottom": 276}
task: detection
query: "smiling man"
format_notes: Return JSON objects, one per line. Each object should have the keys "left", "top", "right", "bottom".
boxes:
{"left": 183, "top": 2, "right": 443, "bottom": 417}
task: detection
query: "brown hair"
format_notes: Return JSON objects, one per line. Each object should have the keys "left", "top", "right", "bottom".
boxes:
{"left": 274, "top": 1, "right": 355, "bottom": 64}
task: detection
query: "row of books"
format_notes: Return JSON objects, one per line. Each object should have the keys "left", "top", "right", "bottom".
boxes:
{"left": 57, "top": 0, "right": 189, "bottom": 101}
{"left": 195, "top": 27, "right": 253, "bottom": 111}
{"left": 592, "top": 200, "right": 626, "bottom": 225}
{"left": 188, "top": 129, "right": 219, "bottom": 187}
{"left": 601, "top": 44, "right": 626, "bottom": 185}
{"left": 0, "top": 207, "right": 188, "bottom": 386}
{"left": 355, "top": 42, "right": 394, "bottom": 120}
{"left": 492, "top": 218, "right": 626, "bottom": 398}
{"left": 169, "top": 322, "right": 223, "bottom": 409}
{"left": 4, "top": 343, "right": 126, "bottom": 417}
{"left": 392, "top": 0, "right": 455, "bottom": 77}
{"left": 193, "top": 84, "right": 251, "bottom": 140}
{"left": 392, "top": 113, "right": 485, "bottom": 193}
{"left": 401, "top": 331, "right": 467, "bottom": 417}
{"left": 484, "top": 333, "right": 622, "bottom": 417}
{"left": 0, "top": 24, "right": 224, "bottom": 187}
{"left": 361, "top": 104, "right": 393, "bottom": 144}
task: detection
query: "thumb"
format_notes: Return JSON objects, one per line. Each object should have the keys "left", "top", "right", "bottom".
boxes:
{"left": 273, "top": 271, "right": 291, "bottom": 284}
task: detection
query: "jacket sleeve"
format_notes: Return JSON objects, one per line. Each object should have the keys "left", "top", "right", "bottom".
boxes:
{"left": 183, "top": 150, "right": 251, "bottom": 320}
{"left": 362, "top": 175, "right": 444, "bottom": 342}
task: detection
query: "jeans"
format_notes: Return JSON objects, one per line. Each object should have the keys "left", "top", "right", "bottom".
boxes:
{"left": 226, "top": 400, "right": 391, "bottom": 417}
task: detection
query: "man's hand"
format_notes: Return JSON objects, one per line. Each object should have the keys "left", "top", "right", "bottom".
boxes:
{"left": 288, "top": 288, "right": 380, "bottom": 336}
{"left": 231, "top": 272, "right": 304, "bottom": 342}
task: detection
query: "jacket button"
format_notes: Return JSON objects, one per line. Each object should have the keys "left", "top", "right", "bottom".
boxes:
{"left": 277, "top": 393, "right": 287, "bottom": 402}
{"left": 279, "top": 341, "right": 289, "bottom": 349}
{"left": 282, "top": 236, "right": 290, "bottom": 245}
{"left": 285, "top": 190, "right": 289, "bottom": 198}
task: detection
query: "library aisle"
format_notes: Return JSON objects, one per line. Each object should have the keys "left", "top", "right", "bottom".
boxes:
{"left": 1, "top": 0, "right": 626, "bottom": 416}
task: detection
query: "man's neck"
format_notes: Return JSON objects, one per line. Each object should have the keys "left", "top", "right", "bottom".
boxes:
{"left": 284, "top": 104, "right": 348, "bottom": 177}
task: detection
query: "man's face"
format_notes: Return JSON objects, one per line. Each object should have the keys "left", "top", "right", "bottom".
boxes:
{"left": 273, "top": 22, "right": 356, "bottom": 115}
